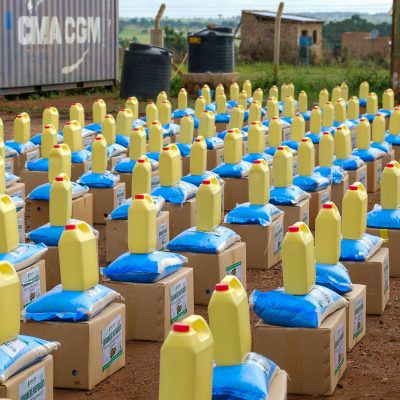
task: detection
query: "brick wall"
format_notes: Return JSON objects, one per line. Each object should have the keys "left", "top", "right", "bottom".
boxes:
{"left": 342, "top": 32, "right": 390, "bottom": 60}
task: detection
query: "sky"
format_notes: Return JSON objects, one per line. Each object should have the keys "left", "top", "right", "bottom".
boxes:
{"left": 120, "top": 0, "right": 393, "bottom": 18}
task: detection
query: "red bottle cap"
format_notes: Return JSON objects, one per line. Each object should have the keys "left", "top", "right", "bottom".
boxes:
{"left": 138, "top": 158, "right": 145, "bottom": 163}
{"left": 349, "top": 185, "right": 358, "bottom": 191}
{"left": 65, "top": 121, "right": 72, "bottom": 125}
{"left": 202, "top": 180, "right": 211, "bottom": 185}
{"left": 133, "top": 127, "right": 139, "bottom": 131}
{"left": 95, "top": 136, "right": 102, "bottom": 141}
{"left": 44, "top": 124, "right": 51, "bottom": 129}
{"left": 323, "top": 131, "right": 330, "bottom": 135}
{"left": 135, "top": 194, "right": 145, "bottom": 200}
{"left": 54, "top": 144, "right": 61, "bottom": 148}
{"left": 105, "top": 115, "right": 111, "bottom": 119}
{"left": 55, "top": 176, "right": 64, "bottom": 182}
{"left": 194, "top": 138, "right": 201, "bottom": 142}
{"left": 253, "top": 160, "right": 262, "bottom": 164}
{"left": 288, "top": 225, "right": 300, "bottom": 232}
{"left": 387, "top": 162, "right": 394, "bottom": 168}
{"left": 228, "top": 129, "right": 234, "bottom": 133}
{"left": 251, "top": 121, "right": 257, "bottom": 125}
{"left": 215, "top": 283, "right": 229, "bottom": 292}
{"left": 163, "top": 146, "right": 169, "bottom": 150}
{"left": 277, "top": 146, "right": 284, "bottom": 150}
{"left": 65, "top": 224, "right": 76, "bottom": 230}
{"left": 120, "top": 108, "right": 126, "bottom": 112}
{"left": 301, "top": 138, "right": 308, "bottom": 142}
{"left": 173, "top": 323, "right": 190, "bottom": 333}
{"left": 323, "top": 202, "right": 333, "bottom": 209}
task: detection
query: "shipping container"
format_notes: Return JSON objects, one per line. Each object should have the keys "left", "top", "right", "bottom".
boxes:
{"left": 0, "top": 0, "right": 119, "bottom": 95}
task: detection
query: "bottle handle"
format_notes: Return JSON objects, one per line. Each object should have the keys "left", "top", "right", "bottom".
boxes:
{"left": 222, "top": 275, "right": 245, "bottom": 293}
{"left": 0, "top": 194, "right": 14, "bottom": 207}
{"left": 0, "top": 261, "right": 17, "bottom": 280}
{"left": 295, "top": 221, "right": 312, "bottom": 236}
{"left": 183, "top": 315, "right": 212, "bottom": 343}
{"left": 60, "top": 143, "right": 71, "bottom": 153}
{"left": 76, "top": 221, "right": 93, "bottom": 236}
{"left": 353, "top": 181, "right": 367, "bottom": 194}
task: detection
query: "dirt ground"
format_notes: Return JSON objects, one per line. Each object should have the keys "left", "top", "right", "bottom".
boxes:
{"left": 1, "top": 101, "right": 399, "bottom": 400}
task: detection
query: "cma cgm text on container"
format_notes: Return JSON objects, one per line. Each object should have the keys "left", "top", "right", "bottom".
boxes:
{"left": 0, "top": 0, "right": 119, "bottom": 95}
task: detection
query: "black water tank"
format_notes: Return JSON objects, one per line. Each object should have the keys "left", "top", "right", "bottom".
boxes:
{"left": 120, "top": 43, "right": 172, "bottom": 100}
{"left": 188, "top": 27, "right": 234, "bottom": 73}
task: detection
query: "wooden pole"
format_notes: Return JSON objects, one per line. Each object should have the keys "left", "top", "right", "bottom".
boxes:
{"left": 273, "top": 2, "right": 285, "bottom": 82}
{"left": 151, "top": 4, "right": 166, "bottom": 48}
{"left": 392, "top": 0, "right": 400, "bottom": 99}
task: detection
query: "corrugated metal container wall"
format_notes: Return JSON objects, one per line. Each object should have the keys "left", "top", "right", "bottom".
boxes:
{"left": 0, "top": 0, "right": 118, "bottom": 94}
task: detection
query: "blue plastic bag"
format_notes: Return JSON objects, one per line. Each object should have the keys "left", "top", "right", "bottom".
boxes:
{"left": 172, "top": 108, "right": 195, "bottom": 119}
{"left": 385, "top": 133, "right": 400, "bottom": 145}
{"left": 28, "top": 182, "right": 88, "bottom": 200}
{"left": 116, "top": 134, "right": 130, "bottom": 148}
{"left": 212, "top": 353, "right": 278, "bottom": 400}
{"left": 110, "top": 195, "right": 165, "bottom": 220}
{"left": 11, "top": 196, "right": 25, "bottom": 212}
{"left": 281, "top": 140, "right": 300, "bottom": 150}
{"left": 167, "top": 226, "right": 240, "bottom": 254}
{"left": 215, "top": 113, "right": 230, "bottom": 124}
{"left": 367, "top": 204, "right": 400, "bottom": 229}
{"left": 293, "top": 173, "right": 330, "bottom": 192}
{"left": 251, "top": 285, "right": 347, "bottom": 328}
{"left": 103, "top": 251, "right": 187, "bottom": 282}
{"left": 0, "top": 243, "right": 47, "bottom": 270}
{"left": 0, "top": 335, "right": 59, "bottom": 384}
{"left": 333, "top": 119, "right": 357, "bottom": 130}
{"left": 242, "top": 153, "right": 273, "bottom": 164}
{"left": 213, "top": 161, "right": 252, "bottom": 178}
{"left": 352, "top": 147, "right": 385, "bottom": 162}
{"left": 30, "top": 132, "right": 63, "bottom": 145}
{"left": 315, "top": 262, "right": 352, "bottom": 294}
{"left": 71, "top": 149, "right": 91, "bottom": 163}
{"left": 114, "top": 157, "right": 158, "bottom": 173}
{"left": 205, "top": 137, "right": 224, "bottom": 150}
{"left": 300, "top": 110, "right": 311, "bottom": 121}
{"left": 78, "top": 171, "right": 119, "bottom": 188}
{"left": 152, "top": 181, "right": 197, "bottom": 204}
{"left": 5, "top": 140, "right": 38, "bottom": 154}
{"left": 264, "top": 146, "right": 296, "bottom": 157}
{"left": 24, "top": 284, "right": 121, "bottom": 321}
{"left": 182, "top": 171, "right": 222, "bottom": 187}
{"left": 333, "top": 155, "right": 364, "bottom": 171}
{"left": 225, "top": 203, "right": 283, "bottom": 227}
{"left": 269, "top": 185, "right": 310, "bottom": 206}
{"left": 176, "top": 143, "right": 192, "bottom": 157}
{"left": 340, "top": 233, "right": 383, "bottom": 261}
{"left": 314, "top": 165, "right": 345, "bottom": 185}
{"left": 5, "top": 172, "right": 19, "bottom": 187}
{"left": 371, "top": 141, "right": 391, "bottom": 153}
{"left": 85, "top": 123, "right": 102, "bottom": 133}
{"left": 26, "top": 157, "right": 48, "bottom": 171}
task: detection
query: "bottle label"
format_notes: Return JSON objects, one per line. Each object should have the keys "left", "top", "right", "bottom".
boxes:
{"left": 226, "top": 261, "right": 242, "bottom": 282}
{"left": 18, "top": 215, "right": 24, "bottom": 242}
{"left": 1, "top": 338, "right": 28, "bottom": 359}
{"left": 19, "top": 366, "right": 46, "bottom": 400}
{"left": 274, "top": 220, "right": 283, "bottom": 255}
{"left": 383, "top": 255, "right": 389, "bottom": 294}
{"left": 376, "top": 162, "right": 382, "bottom": 185}
{"left": 83, "top": 136, "right": 93, "bottom": 150}
{"left": 302, "top": 209, "right": 309, "bottom": 225}
{"left": 21, "top": 265, "right": 42, "bottom": 307}
{"left": 116, "top": 185, "right": 125, "bottom": 207}
{"left": 85, "top": 286, "right": 102, "bottom": 297}
{"left": 309, "top": 286, "right": 334, "bottom": 308}
{"left": 243, "top": 352, "right": 274, "bottom": 376}
{"left": 151, "top": 174, "right": 160, "bottom": 189}
{"left": 334, "top": 323, "right": 345, "bottom": 375}
{"left": 353, "top": 295, "right": 364, "bottom": 339}
{"left": 5, "top": 159, "right": 13, "bottom": 173}
{"left": 9, "top": 245, "right": 28, "bottom": 258}
{"left": 27, "top": 149, "right": 40, "bottom": 162}
{"left": 321, "top": 189, "right": 330, "bottom": 206}
{"left": 359, "top": 167, "right": 367, "bottom": 188}
{"left": 158, "top": 221, "right": 169, "bottom": 250}
{"left": 351, "top": 131, "right": 357, "bottom": 149}
{"left": 170, "top": 278, "right": 188, "bottom": 323}
{"left": 102, "top": 315, "right": 123, "bottom": 371}
{"left": 293, "top": 157, "right": 298, "bottom": 176}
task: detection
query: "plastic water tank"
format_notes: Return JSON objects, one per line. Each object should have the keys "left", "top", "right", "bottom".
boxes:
{"left": 188, "top": 27, "right": 234, "bottom": 73}
{"left": 120, "top": 43, "right": 172, "bottom": 100}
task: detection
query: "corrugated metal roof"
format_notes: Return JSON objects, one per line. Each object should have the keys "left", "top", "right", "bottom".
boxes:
{"left": 244, "top": 10, "right": 324, "bottom": 23}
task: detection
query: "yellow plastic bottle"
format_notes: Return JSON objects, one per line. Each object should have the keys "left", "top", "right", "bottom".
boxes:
{"left": 283, "top": 96, "right": 295, "bottom": 118}
{"left": 69, "top": 103, "right": 85, "bottom": 128}
{"left": 280, "top": 83, "right": 289, "bottom": 101}
{"left": 356, "top": 118, "right": 371, "bottom": 150}
{"left": 14, "top": 113, "right": 30, "bottom": 144}
{"left": 348, "top": 96, "right": 360, "bottom": 120}
{"left": 132, "top": 156, "right": 152, "bottom": 198}
{"left": 59, "top": 222, "right": 99, "bottom": 291}
{"left": 148, "top": 121, "right": 163, "bottom": 153}
{"left": 179, "top": 115, "right": 194, "bottom": 145}
{"left": 178, "top": 88, "right": 188, "bottom": 110}
{"left": 310, "top": 106, "right": 322, "bottom": 134}
{"left": 160, "top": 144, "right": 182, "bottom": 186}
{"left": 42, "top": 107, "right": 59, "bottom": 131}
{"left": 331, "top": 86, "right": 342, "bottom": 104}
{"left": 159, "top": 315, "right": 214, "bottom": 400}
{"left": 383, "top": 89, "right": 394, "bottom": 111}
{"left": 389, "top": 107, "right": 400, "bottom": 135}
{"left": 0, "top": 261, "right": 20, "bottom": 345}
{"left": 117, "top": 108, "right": 134, "bottom": 136}
{"left": 273, "top": 146, "right": 293, "bottom": 187}
{"left": 298, "top": 91, "right": 308, "bottom": 113}
{"left": 0, "top": 156, "right": 5, "bottom": 194}
{"left": 208, "top": 276, "right": 251, "bottom": 365}
{"left": 128, "top": 194, "right": 156, "bottom": 253}
{"left": 266, "top": 97, "right": 279, "bottom": 120}
{"left": 315, "top": 202, "right": 341, "bottom": 264}
{"left": 228, "top": 105, "right": 244, "bottom": 130}
{"left": 91, "top": 135, "right": 107, "bottom": 174}
{"left": 41, "top": 124, "right": 57, "bottom": 158}
{"left": 201, "top": 85, "right": 212, "bottom": 105}
{"left": 156, "top": 91, "right": 168, "bottom": 109}
{"left": 230, "top": 82, "right": 240, "bottom": 101}
{"left": 367, "top": 92, "right": 378, "bottom": 115}
{"left": 322, "top": 102, "right": 334, "bottom": 127}
{"left": 125, "top": 97, "right": 139, "bottom": 120}
{"left": 48, "top": 144, "right": 71, "bottom": 183}
{"left": 291, "top": 113, "right": 305, "bottom": 142}
{"left": 253, "top": 88, "right": 263, "bottom": 104}
{"left": 0, "top": 140, "right": 5, "bottom": 167}
{"left": 92, "top": 99, "right": 106, "bottom": 125}
{"left": 319, "top": 88, "right": 329, "bottom": 107}
{"left": 190, "top": 137, "right": 207, "bottom": 176}
{"left": 282, "top": 222, "right": 315, "bottom": 295}
{"left": 0, "top": 194, "right": 19, "bottom": 253}
{"left": 159, "top": 100, "right": 172, "bottom": 126}
{"left": 359, "top": 81, "right": 369, "bottom": 99}
{"left": 248, "top": 121, "right": 265, "bottom": 154}
{"left": 249, "top": 159, "right": 270, "bottom": 205}
{"left": 146, "top": 102, "right": 158, "bottom": 126}
{"left": 216, "top": 93, "right": 227, "bottom": 115}
{"left": 319, "top": 132, "right": 334, "bottom": 167}
{"left": 342, "top": 182, "right": 368, "bottom": 240}
{"left": 130, "top": 126, "right": 146, "bottom": 161}
{"left": 243, "top": 80, "right": 252, "bottom": 98}
{"left": 298, "top": 138, "right": 315, "bottom": 176}
{"left": 287, "top": 82, "right": 295, "bottom": 98}
{"left": 194, "top": 96, "right": 206, "bottom": 119}
{"left": 248, "top": 100, "right": 261, "bottom": 125}
{"left": 334, "top": 125, "right": 352, "bottom": 159}
{"left": 196, "top": 178, "right": 221, "bottom": 232}
{"left": 50, "top": 173, "right": 72, "bottom": 227}
{"left": 268, "top": 117, "right": 282, "bottom": 148}
{"left": 269, "top": 85, "right": 279, "bottom": 100}
{"left": 224, "top": 129, "right": 242, "bottom": 164}
{"left": 334, "top": 98, "right": 347, "bottom": 123}
{"left": 102, "top": 114, "right": 116, "bottom": 145}
{"left": 238, "top": 90, "right": 247, "bottom": 110}
{"left": 0, "top": 118, "right": 4, "bottom": 141}
{"left": 381, "top": 161, "right": 400, "bottom": 209}
{"left": 216, "top": 84, "right": 225, "bottom": 98}
{"left": 199, "top": 111, "right": 215, "bottom": 139}
{"left": 341, "top": 82, "right": 349, "bottom": 101}
{"left": 372, "top": 113, "right": 386, "bottom": 143}
{"left": 63, "top": 120, "right": 83, "bottom": 152}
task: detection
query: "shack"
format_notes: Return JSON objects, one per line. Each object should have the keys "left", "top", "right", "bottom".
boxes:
{"left": 342, "top": 32, "right": 391, "bottom": 61}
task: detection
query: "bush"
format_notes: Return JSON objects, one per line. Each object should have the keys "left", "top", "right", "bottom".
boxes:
{"left": 170, "top": 76, "right": 184, "bottom": 97}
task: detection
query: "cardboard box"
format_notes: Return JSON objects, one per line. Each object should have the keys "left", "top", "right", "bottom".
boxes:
{"left": 366, "top": 158, "right": 382, "bottom": 193}
{"left": 392, "top": 144, "right": 400, "bottom": 161}
{"left": 105, "top": 211, "right": 170, "bottom": 262}
{"left": 17, "top": 259, "right": 46, "bottom": 310}
{"left": 117, "top": 169, "right": 159, "bottom": 199}
{"left": 277, "top": 198, "right": 309, "bottom": 233}
{"left": 308, "top": 187, "right": 331, "bottom": 230}
{"left": 176, "top": 242, "right": 246, "bottom": 305}
{"left": 5, "top": 182, "right": 25, "bottom": 199}
{"left": 207, "top": 148, "right": 224, "bottom": 170}
{"left": 21, "top": 303, "right": 126, "bottom": 390}
{"left": 366, "top": 227, "right": 400, "bottom": 277}
{"left": 223, "top": 177, "right": 248, "bottom": 211}
{"left": 223, "top": 213, "right": 283, "bottom": 269}
{"left": 17, "top": 209, "right": 25, "bottom": 243}
{"left": 254, "top": 308, "right": 347, "bottom": 396}
{"left": 82, "top": 131, "right": 97, "bottom": 150}
{"left": 216, "top": 121, "right": 228, "bottom": 133}
{"left": 71, "top": 160, "right": 91, "bottom": 181}
{"left": 0, "top": 355, "right": 53, "bottom": 400}
{"left": 331, "top": 174, "right": 349, "bottom": 213}
{"left": 13, "top": 148, "right": 40, "bottom": 175}
{"left": 382, "top": 149, "right": 395, "bottom": 166}
{"left": 28, "top": 193, "right": 93, "bottom": 230}
{"left": 103, "top": 268, "right": 194, "bottom": 341}
{"left": 19, "top": 170, "right": 48, "bottom": 195}
{"left": 164, "top": 197, "right": 196, "bottom": 239}
{"left": 89, "top": 182, "right": 125, "bottom": 224}
{"left": 107, "top": 154, "right": 127, "bottom": 171}
{"left": 344, "top": 284, "right": 367, "bottom": 352}
{"left": 347, "top": 164, "right": 367, "bottom": 190}
{"left": 268, "top": 369, "right": 288, "bottom": 400}
{"left": 182, "top": 155, "right": 190, "bottom": 176}
{"left": 342, "top": 248, "right": 389, "bottom": 315}
{"left": 5, "top": 156, "right": 15, "bottom": 173}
